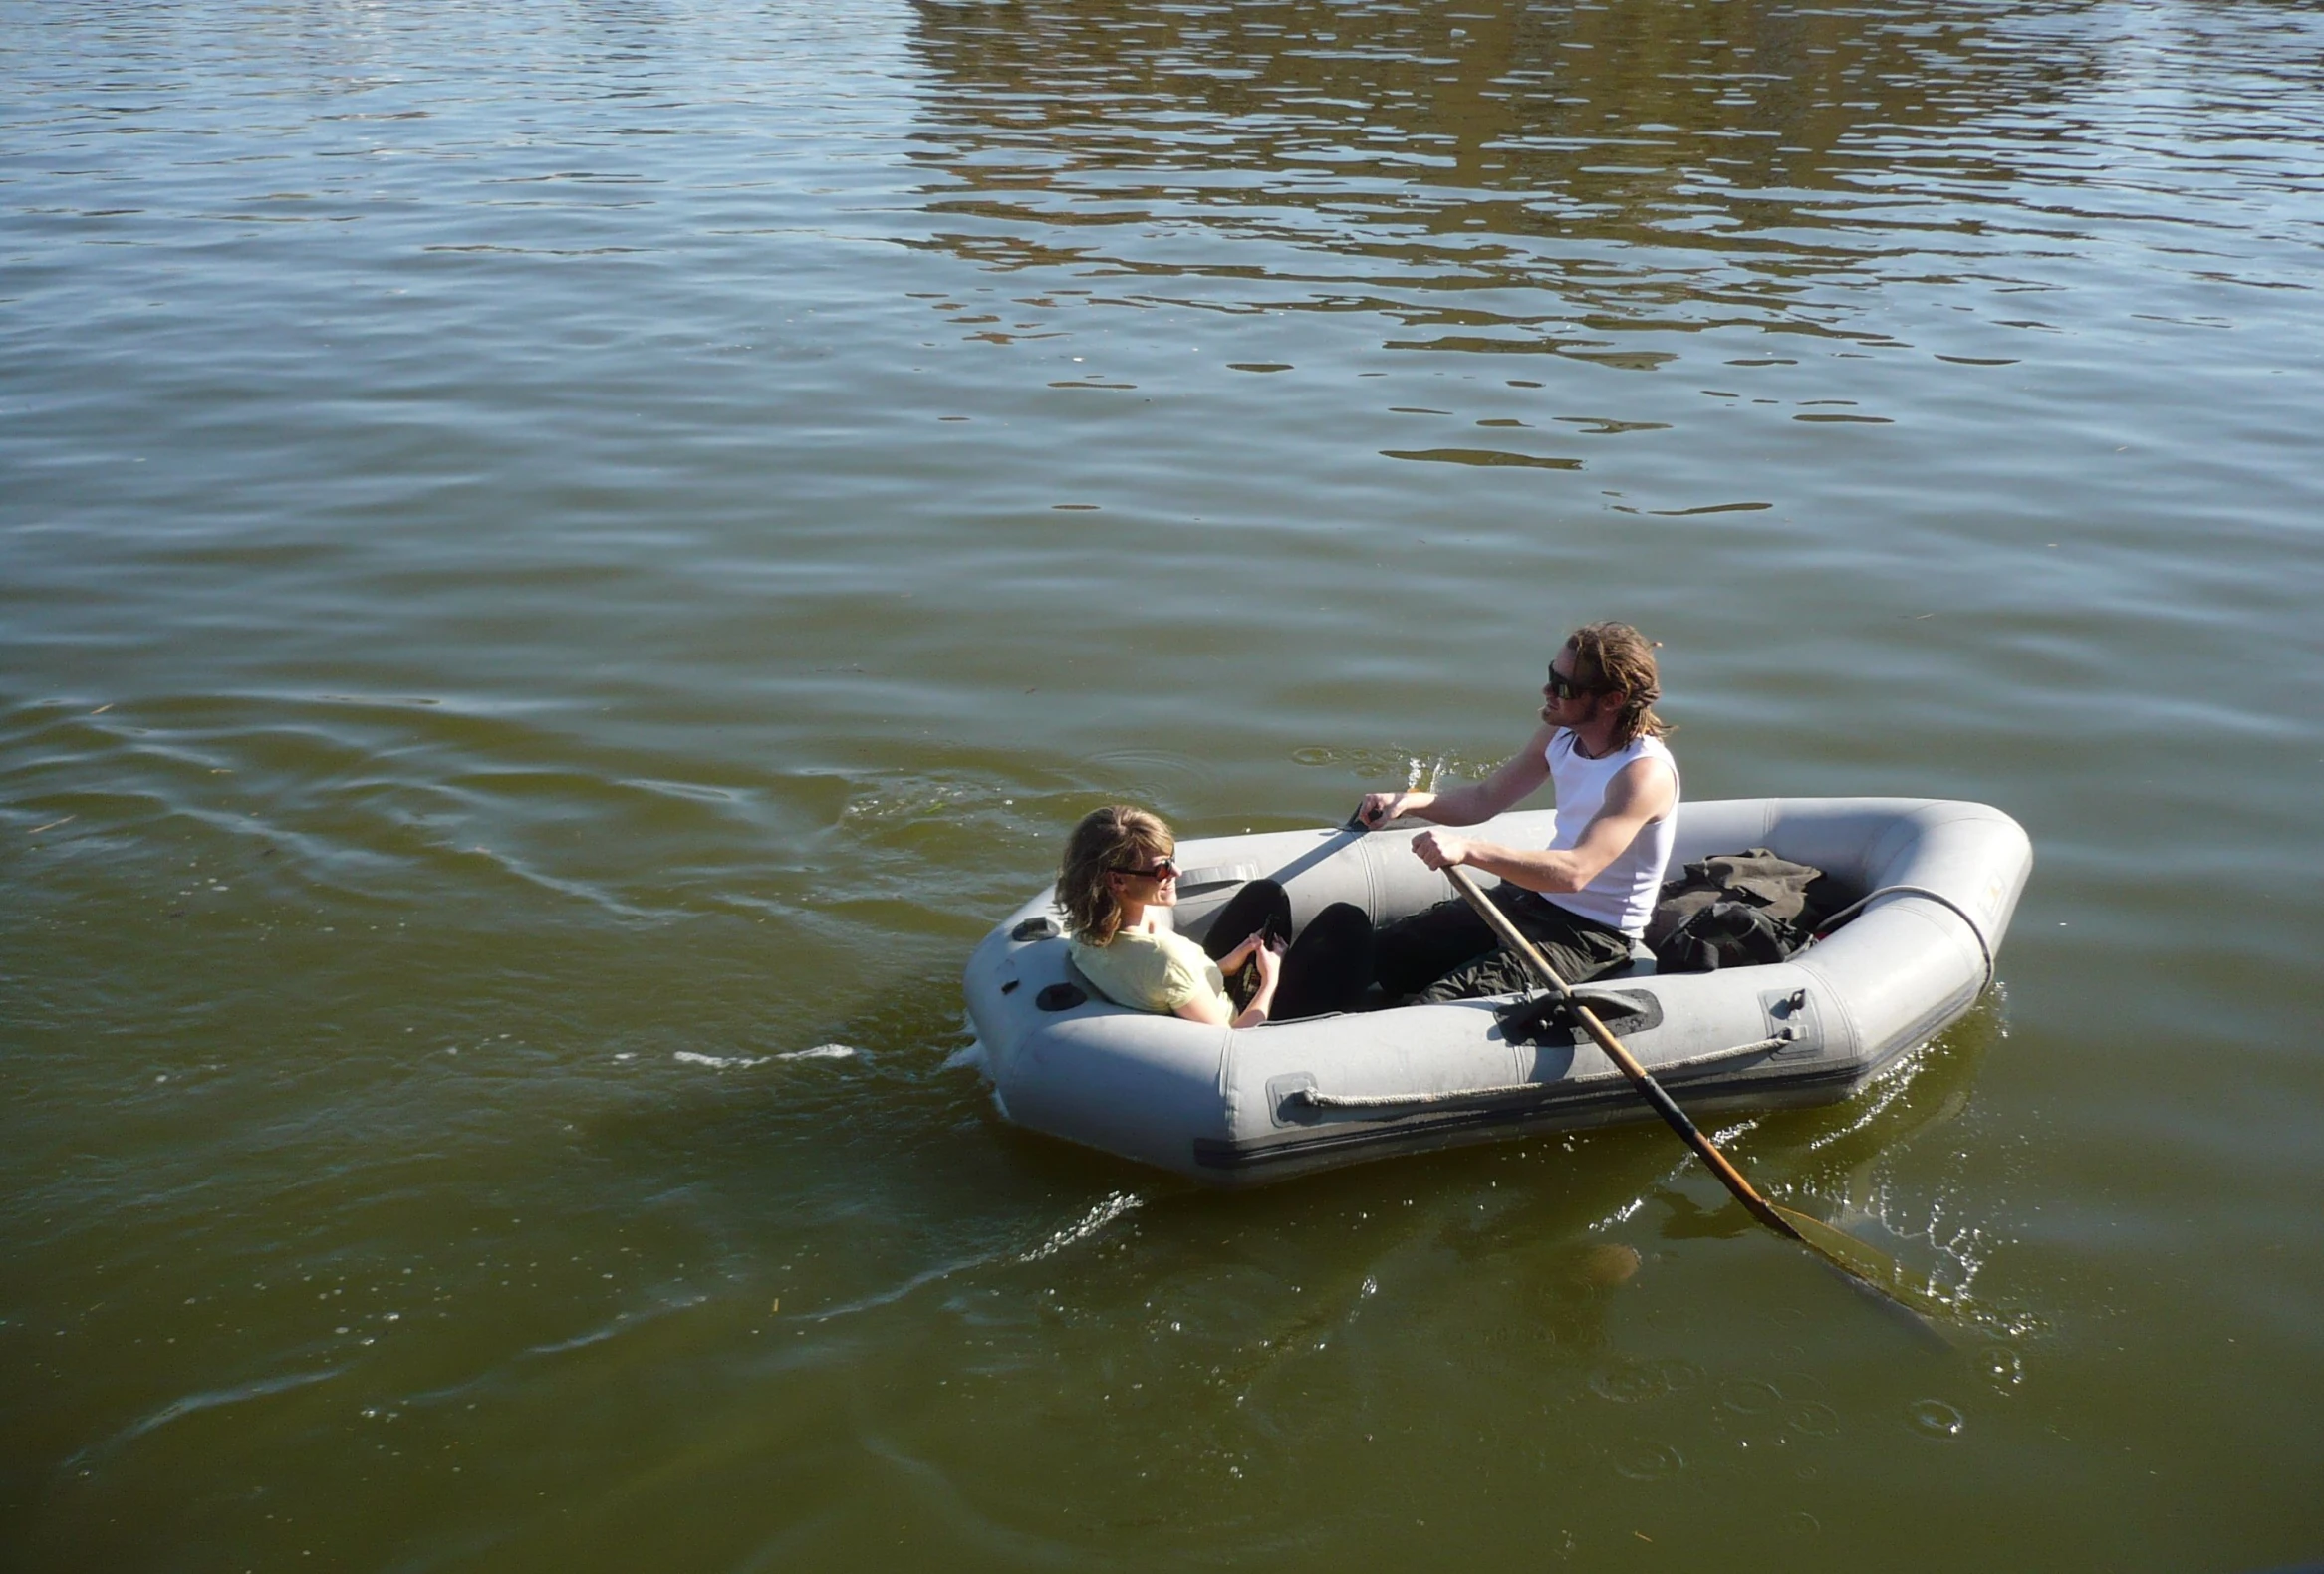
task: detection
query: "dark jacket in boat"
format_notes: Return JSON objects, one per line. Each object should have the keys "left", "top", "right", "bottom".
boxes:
{"left": 1647, "top": 848, "right": 1848, "bottom": 973}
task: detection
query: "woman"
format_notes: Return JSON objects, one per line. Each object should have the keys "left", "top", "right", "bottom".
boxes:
{"left": 1058, "top": 806, "right": 1372, "bottom": 1026}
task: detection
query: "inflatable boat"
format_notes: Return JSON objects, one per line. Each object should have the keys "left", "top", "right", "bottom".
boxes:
{"left": 962, "top": 798, "right": 2031, "bottom": 1186}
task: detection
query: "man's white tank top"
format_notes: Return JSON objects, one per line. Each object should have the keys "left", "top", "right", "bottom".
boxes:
{"left": 1542, "top": 728, "right": 1679, "bottom": 936}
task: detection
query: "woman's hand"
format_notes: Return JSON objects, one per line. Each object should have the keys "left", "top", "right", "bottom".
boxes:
{"left": 1180, "top": 943, "right": 1292, "bottom": 1032}
{"left": 1175, "top": 940, "right": 1283, "bottom": 1029}
{"left": 1227, "top": 943, "right": 1283, "bottom": 1029}
{"left": 1250, "top": 942, "right": 1283, "bottom": 990}
{"left": 1216, "top": 933, "right": 1265, "bottom": 971}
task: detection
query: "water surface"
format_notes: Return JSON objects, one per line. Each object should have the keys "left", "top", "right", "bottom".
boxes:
{"left": 5, "top": 0, "right": 2322, "bottom": 1568}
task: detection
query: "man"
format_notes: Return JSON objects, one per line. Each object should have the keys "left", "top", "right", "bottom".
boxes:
{"left": 1353, "top": 621, "right": 1678, "bottom": 1002}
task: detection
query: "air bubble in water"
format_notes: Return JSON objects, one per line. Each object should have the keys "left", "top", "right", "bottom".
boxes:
{"left": 1611, "top": 1440, "right": 1684, "bottom": 1481}
{"left": 1653, "top": 1358, "right": 1703, "bottom": 1392}
{"left": 1589, "top": 1360, "right": 1664, "bottom": 1404}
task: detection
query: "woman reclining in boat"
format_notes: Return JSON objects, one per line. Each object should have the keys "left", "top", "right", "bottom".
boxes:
{"left": 1058, "top": 806, "right": 1372, "bottom": 1026}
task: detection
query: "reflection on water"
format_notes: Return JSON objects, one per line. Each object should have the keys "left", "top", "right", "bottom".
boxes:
{"left": 904, "top": 0, "right": 2097, "bottom": 349}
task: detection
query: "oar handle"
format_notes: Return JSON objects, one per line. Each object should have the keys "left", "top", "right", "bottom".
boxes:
{"left": 1443, "top": 865, "right": 1802, "bottom": 1243}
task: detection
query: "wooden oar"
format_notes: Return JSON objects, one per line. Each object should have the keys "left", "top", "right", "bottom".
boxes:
{"left": 1443, "top": 865, "right": 1952, "bottom": 1331}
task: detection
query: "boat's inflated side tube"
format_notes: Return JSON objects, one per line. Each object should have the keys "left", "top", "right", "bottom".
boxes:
{"left": 963, "top": 798, "right": 2030, "bottom": 1186}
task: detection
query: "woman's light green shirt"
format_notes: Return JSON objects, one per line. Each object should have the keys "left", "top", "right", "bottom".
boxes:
{"left": 1069, "top": 925, "right": 1226, "bottom": 1015}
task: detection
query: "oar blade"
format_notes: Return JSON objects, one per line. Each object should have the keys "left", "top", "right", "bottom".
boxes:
{"left": 1439, "top": 866, "right": 1959, "bottom": 1340}
{"left": 1771, "top": 1204, "right": 1961, "bottom": 1341}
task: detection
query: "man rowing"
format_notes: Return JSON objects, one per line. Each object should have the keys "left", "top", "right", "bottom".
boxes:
{"left": 1354, "top": 621, "right": 1679, "bottom": 1002}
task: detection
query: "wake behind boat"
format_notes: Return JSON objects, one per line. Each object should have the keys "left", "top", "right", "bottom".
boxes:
{"left": 964, "top": 798, "right": 2031, "bottom": 1186}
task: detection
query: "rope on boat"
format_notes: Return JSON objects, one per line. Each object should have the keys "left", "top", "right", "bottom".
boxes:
{"left": 1813, "top": 883, "right": 1995, "bottom": 988}
{"left": 1294, "top": 1030, "right": 1795, "bottom": 1113}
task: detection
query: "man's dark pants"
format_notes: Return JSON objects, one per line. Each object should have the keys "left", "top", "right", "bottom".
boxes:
{"left": 1374, "top": 883, "right": 1633, "bottom": 1002}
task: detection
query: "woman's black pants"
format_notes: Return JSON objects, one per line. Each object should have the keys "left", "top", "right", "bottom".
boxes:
{"left": 1199, "top": 879, "right": 1373, "bottom": 1021}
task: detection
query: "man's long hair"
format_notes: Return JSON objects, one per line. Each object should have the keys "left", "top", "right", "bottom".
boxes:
{"left": 1057, "top": 805, "right": 1174, "bottom": 944}
{"left": 1566, "top": 622, "right": 1671, "bottom": 748}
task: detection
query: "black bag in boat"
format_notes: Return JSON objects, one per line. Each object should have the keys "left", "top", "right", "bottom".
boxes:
{"left": 1646, "top": 848, "right": 1849, "bottom": 974}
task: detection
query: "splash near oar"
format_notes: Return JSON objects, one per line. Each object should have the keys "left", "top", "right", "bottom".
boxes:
{"left": 1439, "top": 865, "right": 1953, "bottom": 1333}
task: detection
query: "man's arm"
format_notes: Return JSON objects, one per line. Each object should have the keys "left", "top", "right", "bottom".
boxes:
{"left": 1355, "top": 725, "right": 1558, "bottom": 829}
{"left": 1411, "top": 753, "right": 1676, "bottom": 895}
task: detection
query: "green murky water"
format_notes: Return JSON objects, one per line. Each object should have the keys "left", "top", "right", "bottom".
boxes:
{"left": 6, "top": 0, "right": 2321, "bottom": 1567}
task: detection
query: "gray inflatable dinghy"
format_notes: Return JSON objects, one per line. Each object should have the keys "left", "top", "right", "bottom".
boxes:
{"left": 963, "top": 798, "right": 2031, "bottom": 1186}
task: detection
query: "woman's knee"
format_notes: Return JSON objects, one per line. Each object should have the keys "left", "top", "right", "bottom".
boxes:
{"left": 1204, "top": 878, "right": 1291, "bottom": 959}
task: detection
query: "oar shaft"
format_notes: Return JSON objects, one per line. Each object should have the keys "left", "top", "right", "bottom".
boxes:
{"left": 1445, "top": 867, "right": 1803, "bottom": 1242}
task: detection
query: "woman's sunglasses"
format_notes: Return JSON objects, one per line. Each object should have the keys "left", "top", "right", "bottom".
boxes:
{"left": 1110, "top": 858, "right": 1179, "bottom": 882}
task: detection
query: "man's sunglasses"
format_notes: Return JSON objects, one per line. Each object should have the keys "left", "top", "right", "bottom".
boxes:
{"left": 1545, "top": 666, "right": 1604, "bottom": 701}
{"left": 1110, "top": 858, "right": 1179, "bottom": 882}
